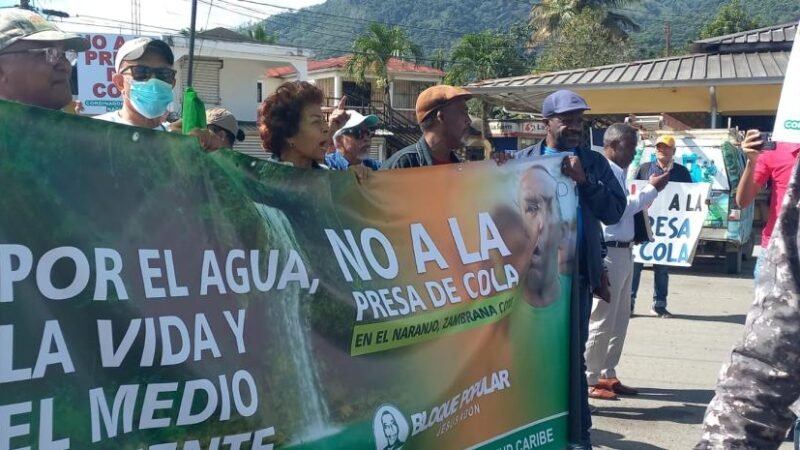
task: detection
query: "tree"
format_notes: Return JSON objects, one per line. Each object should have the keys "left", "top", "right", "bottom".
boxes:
{"left": 246, "top": 24, "right": 278, "bottom": 44}
{"left": 699, "top": 0, "right": 763, "bottom": 39}
{"left": 445, "top": 28, "right": 534, "bottom": 145}
{"left": 430, "top": 49, "right": 448, "bottom": 71}
{"left": 537, "top": 8, "right": 634, "bottom": 72}
{"left": 345, "top": 22, "right": 423, "bottom": 108}
{"left": 530, "top": 0, "right": 642, "bottom": 44}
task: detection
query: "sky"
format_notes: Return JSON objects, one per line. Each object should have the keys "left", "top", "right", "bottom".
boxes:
{"left": 0, "top": 0, "right": 326, "bottom": 34}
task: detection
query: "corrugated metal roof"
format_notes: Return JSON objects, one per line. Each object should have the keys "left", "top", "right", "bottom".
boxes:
{"left": 468, "top": 50, "right": 790, "bottom": 92}
{"left": 694, "top": 21, "right": 797, "bottom": 46}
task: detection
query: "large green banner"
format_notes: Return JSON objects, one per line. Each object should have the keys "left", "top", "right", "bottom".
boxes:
{"left": 0, "top": 100, "right": 575, "bottom": 450}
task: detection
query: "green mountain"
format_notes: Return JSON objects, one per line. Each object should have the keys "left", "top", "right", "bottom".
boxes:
{"left": 261, "top": 0, "right": 799, "bottom": 62}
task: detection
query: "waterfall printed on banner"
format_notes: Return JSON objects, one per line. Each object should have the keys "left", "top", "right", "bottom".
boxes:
{"left": 254, "top": 202, "right": 334, "bottom": 439}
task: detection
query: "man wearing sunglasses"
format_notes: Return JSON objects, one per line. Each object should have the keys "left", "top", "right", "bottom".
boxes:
{"left": 326, "top": 110, "right": 381, "bottom": 170}
{"left": 95, "top": 37, "right": 176, "bottom": 131}
{"left": 0, "top": 8, "right": 89, "bottom": 110}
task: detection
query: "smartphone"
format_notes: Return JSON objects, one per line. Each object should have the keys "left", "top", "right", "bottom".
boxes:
{"left": 757, "top": 132, "right": 777, "bottom": 151}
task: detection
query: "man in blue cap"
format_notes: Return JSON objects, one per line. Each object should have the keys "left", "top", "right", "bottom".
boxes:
{"left": 515, "top": 89, "right": 626, "bottom": 449}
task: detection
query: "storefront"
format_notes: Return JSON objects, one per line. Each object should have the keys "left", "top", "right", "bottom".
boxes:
{"left": 487, "top": 120, "right": 547, "bottom": 151}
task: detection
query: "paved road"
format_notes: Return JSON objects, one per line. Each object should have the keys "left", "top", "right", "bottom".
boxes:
{"left": 591, "top": 250, "right": 794, "bottom": 449}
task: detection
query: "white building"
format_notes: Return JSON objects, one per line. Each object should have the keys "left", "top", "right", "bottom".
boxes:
{"left": 166, "top": 28, "right": 310, "bottom": 157}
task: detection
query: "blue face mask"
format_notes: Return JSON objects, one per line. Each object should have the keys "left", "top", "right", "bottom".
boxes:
{"left": 128, "top": 78, "right": 174, "bottom": 119}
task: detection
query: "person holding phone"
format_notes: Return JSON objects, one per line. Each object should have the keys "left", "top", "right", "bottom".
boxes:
{"left": 736, "top": 129, "right": 800, "bottom": 278}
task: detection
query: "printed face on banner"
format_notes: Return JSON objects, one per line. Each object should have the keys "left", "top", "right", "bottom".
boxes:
{"left": 373, "top": 405, "right": 409, "bottom": 450}
{"left": 515, "top": 166, "right": 570, "bottom": 307}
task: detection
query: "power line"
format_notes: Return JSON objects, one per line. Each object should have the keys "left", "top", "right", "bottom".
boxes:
{"left": 198, "top": 0, "right": 538, "bottom": 56}
{"left": 235, "top": 0, "right": 468, "bottom": 37}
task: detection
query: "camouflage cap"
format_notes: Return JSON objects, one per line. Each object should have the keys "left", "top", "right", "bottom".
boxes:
{"left": 0, "top": 8, "right": 89, "bottom": 53}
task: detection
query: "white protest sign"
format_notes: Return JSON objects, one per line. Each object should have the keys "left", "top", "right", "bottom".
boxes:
{"left": 76, "top": 34, "right": 133, "bottom": 115}
{"left": 632, "top": 181, "right": 712, "bottom": 267}
{"left": 772, "top": 22, "right": 800, "bottom": 144}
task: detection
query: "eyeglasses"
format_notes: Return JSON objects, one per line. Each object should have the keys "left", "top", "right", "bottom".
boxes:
{"left": 121, "top": 65, "right": 177, "bottom": 83}
{"left": 342, "top": 128, "right": 375, "bottom": 139}
{"left": 0, "top": 47, "right": 77, "bottom": 65}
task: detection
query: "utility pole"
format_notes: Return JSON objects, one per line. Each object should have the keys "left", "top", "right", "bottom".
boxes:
{"left": 664, "top": 21, "right": 672, "bottom": 57}
{"left": 187, "top": 0, "right": 198, "bottom": 87}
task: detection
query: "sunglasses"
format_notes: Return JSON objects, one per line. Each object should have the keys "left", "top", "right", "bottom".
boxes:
{"left": 121, "top": 65, "right": 177, "bottom": 83}
{"left": 342, "top": 128, "right": 375, "bottom": 139}
{"left": 0, "top": 47, "right": 77, "bottom": 65}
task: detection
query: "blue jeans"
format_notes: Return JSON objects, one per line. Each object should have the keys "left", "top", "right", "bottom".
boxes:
{"left": 631, "top": 263, "right": 669, "bottom": 309}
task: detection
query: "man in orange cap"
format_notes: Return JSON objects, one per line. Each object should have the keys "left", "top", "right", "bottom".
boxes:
{"left": 381, "top": 85, "right": 473, "bottom": 169}
{"left": 631, "top": 135, "right": 692, "bottom": 318}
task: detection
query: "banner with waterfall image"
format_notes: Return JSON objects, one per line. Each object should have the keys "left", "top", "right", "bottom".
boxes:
{"left": 0, "top": 100, "right": 574, "bottom": 450}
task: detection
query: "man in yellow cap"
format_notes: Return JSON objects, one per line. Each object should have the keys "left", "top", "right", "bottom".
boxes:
{"left": 381, "top": 85, "right": 473, "bottom": 169}
{"left": 631, "top": 135, "right": 693, "bottom": 318}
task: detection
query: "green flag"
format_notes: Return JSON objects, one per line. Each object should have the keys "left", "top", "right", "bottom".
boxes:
{"left": 181, "top": 86, "right": 206, "bottom": 134}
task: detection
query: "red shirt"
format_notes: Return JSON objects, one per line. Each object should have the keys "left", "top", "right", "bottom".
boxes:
{"left": 755, "top": 142, "right": 800, "bottom": 246}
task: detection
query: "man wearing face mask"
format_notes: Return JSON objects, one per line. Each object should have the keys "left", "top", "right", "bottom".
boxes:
{"left": 95, "top": 37, "right": 175, "bottom": 130}
{"left": 514, "top": 90, "right": 626, "bottom": 450}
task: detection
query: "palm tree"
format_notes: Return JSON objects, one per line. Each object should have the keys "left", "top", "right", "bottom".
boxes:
{"left": 445, "top": 30, "right": 532, "bottom": 147}
{"left": 247, "top": 24, "right": 277, "bottom": 44}
{"left": 530, "top": 0, "right": 641, "bottom": 44}
{"left": 345, "top": 22, "right": 423, "bottom": 109}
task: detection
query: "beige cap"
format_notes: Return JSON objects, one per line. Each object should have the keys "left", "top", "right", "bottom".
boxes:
{"left": 206, "top": 107, "right": 245, "bottom": 141}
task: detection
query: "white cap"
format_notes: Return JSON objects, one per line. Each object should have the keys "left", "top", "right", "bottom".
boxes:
{"left": 114, "top": 37, "right": 174, "bottom": 72}
{"left": 333, "top": 110, "right": 380, "bottom": 138}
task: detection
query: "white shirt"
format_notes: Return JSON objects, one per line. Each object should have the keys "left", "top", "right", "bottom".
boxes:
{"left": 94, "top": 111, "right": 169, "bottom": 131}
{"left": 603, "top": 159, "right": 658, "bottom": 242}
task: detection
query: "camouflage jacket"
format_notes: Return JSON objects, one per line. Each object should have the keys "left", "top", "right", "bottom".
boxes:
{"left": 696, "top": 158, "right": 800, "bottom": 449}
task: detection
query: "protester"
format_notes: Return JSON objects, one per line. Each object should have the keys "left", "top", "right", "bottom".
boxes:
{"left": 0, "top": 8, "right": 89, "bottom": 110}
{"left": 326, "top": 110, "right": 381, "bottom": 170}
{"left": 631, "top": 135, "right": 692, "bottom": 318}
{"left": 258, "top": 81, "right": 348, "bottom": 168}
{"left": 382, "top": 85, "right": 472, "bottom": 169}
{"left": 206, "top": 107, "right": 245, "bottom": 149}
{"left": 515, "top": 90, "right": 626, "bottom": 449}
{"left": 695, "top": 152, "right": 800, "bottom": 450}
{"left": 94, "top": 37, "right": 175, "bottom": 130}
{"left": 585, "top": 124, "right": 669, "bottom": 401}
{"left": 735, "top": 129, "right": 800, "bottom": 277}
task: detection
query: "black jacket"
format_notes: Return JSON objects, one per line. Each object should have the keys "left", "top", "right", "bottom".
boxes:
{"left": 636, "top": 162, "right": 693, "bottom": 183}
{"left": 381, "top": 137, "right": 460, "bottom": 169}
